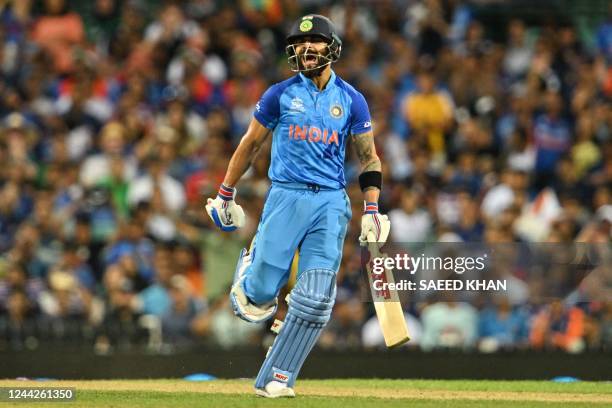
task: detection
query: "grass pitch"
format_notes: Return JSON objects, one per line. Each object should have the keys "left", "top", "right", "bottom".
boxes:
{"left": 0, "top": 379, "right": 611, "bottom": 407}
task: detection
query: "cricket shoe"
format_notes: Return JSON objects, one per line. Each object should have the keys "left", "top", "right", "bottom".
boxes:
{"left": 255, "top": 381, "right": 295, "bottom": 398}
{"left": 230, "top": 248, "right": 277, "bottom": 323}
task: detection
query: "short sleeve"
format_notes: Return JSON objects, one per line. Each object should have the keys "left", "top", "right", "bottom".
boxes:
{"left": 254, "top": 84, "right": 281, "bottom": 130}
{"left": 349, "top": 91, "right": 372, "bottom": 135}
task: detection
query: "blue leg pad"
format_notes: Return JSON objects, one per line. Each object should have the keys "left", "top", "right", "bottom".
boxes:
{"left": 254, "top": 268, "right": 336, "bottom": 389}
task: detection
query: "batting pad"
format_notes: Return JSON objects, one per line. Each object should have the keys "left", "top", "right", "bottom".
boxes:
{"left": 255, "top": 268, "right": 336, "bottom": 389}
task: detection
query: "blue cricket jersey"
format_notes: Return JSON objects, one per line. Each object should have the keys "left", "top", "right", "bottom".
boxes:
{"left": 254, "top": 70, "right": 372, "bottom": 189}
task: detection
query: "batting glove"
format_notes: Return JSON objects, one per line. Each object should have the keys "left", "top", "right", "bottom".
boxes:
{"left": 206, "top": 184, "right": 245, "bottom": 232}
{"left": 359, "top": 202, "right": 390, "bottom": 245}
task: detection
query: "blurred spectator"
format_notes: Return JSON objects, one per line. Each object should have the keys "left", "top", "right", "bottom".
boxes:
{"left": 533, "top": 92, "right": 571, "bottom": 189}
{"left": 161, "top": 275, "right": 206, "bottom": 348}
{"left": 0, "top": 289, "right": 37, "bottom": 350}
{"left": 530, "top": 300, "right": 585, "bottom": 353}
{"left": 127, "top": 153, "right": 186, "bottom": 213}
{"left": 103, "top": 239, "right": 151, "bottom": 293}
{"left": 596, "top": 4, "right": 612, "bottom": 62}
{"left": 320, "top": 298, "right": 366, "bottom": 350}
{"left": 572, "top": 114, "right": 601, "bottom": 180}
{"left": 56, "top": 240, "right": 96, "bottom": 292}
{"left": 69, "top": 213, "right": 105, "bottom": 280}
{"left": 389, "top": 188, "right": 432, "bottom": 242}
{"left": 447, "top": 151, "right": 482, "bottom": 196}
{"left": 420, "top": 300, "right": 478, "bottom": 351}
{"left": 31, "top": 0, "right": 85, "bottom": 73}
{"left": 133, "top": 244, "right": 174, "bottom": 317}
{"left": 81, "top": 0, "right": 121, "bottom": 52}
{"left": 38, "top": 268, "right": 94, "bottom": 342}
{"left": 453, "top": 192, "right": 484, "bottom": 241}
{"left": 478, "top": 298, "right": 529, "bottom": 352}
{"left": 402, "top": 69, "right": 454, "bottom": 168}
{"left": 503, "top": 19, "right": 534, "bottom": 82}
{"left": 173, "top": 241, "right": 204, "bottom": 298}
{"left": 80, "top": 122, "right": 136, "bottom": 188}
{"left": 0, "top": 262, "right": 44, "bottom": 307}
{"left": 481, "top": 168, "right": 528, "bottom": 220}
{"left": 600, "top": 301, "right": 612, "bottom": 351}
{"left": 96, "top": 264, "right": 142, "bottom": 351}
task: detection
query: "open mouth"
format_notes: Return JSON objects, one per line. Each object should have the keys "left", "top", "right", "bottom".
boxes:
{"left": 302, "top": 54, "right": 318, "bottom": 64}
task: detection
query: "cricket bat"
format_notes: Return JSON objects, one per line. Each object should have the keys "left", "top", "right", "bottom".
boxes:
{"left": 365, "top": 232, "right": 410, "bottom": 348}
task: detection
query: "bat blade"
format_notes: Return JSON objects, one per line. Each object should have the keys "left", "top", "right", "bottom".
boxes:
{"left": 373, "top": 301, "right": 410, "bottom": 348}
{"left": 364, "top": 233, "right": 410, "bottom": 348}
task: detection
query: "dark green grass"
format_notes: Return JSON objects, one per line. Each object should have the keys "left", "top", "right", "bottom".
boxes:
{"left": 294, "top": 378, "right": 612, "bottom": 394}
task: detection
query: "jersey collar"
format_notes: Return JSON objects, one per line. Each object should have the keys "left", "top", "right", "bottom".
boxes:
{"left": 299, "top": 69, "right": 336, "bottom": 93}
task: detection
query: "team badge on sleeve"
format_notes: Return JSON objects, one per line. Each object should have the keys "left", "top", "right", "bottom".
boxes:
{"left": 330, "top": 105, "right": 343, "bottom": 118}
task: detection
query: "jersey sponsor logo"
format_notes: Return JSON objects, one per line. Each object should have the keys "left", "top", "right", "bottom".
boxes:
{"left": 288, "top": 124, "right": 339, "bottom": 146}
{"left": 290, "top": 97, "right": 305, "bottom": 112}
{"left": 330, "top": 104, "right": 343, "bottom": 118}
{"left": 363, "top": 121, "right": 371, "bottom": 128}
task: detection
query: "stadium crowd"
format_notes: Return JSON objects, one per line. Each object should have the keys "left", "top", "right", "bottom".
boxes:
{"left": 0, "top": 0, "right": 611, "bottom": 354}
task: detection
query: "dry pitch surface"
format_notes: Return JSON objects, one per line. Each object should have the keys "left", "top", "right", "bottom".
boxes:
{"left": 0, "top": 379, "right": 611, "bottom": 407}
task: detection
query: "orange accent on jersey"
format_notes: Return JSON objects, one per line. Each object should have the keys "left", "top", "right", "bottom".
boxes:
{"left": 328, "top": 130, "right": 339, "bottom": 146}
{"left": 288, "top": 125, "right": 339, "bottom": 145}
{"left": 294, "top": 125, "right": 308, "bottom": 140}
{"left": 309, "top": 127, "right": 321, "bottom": 143}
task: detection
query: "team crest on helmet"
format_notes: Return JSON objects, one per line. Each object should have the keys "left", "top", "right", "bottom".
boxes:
{"left": 330, "top": 104, "right": 343, "bottom": 118}
{"left": 299, "top": 20, "right": 313, "bottom": 32}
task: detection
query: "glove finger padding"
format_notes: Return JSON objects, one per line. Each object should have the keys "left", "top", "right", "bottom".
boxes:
{"left": 359, "top": 213, "right": 390, "bottom": 245}
{"left": 377, "top": 214, "right": 390, "bottom": 243}
{"left": 228, "top": 201, "right": 246, "bottom": 228}
{"left": 206, "top": 197, "right": 245, "bottom": 231}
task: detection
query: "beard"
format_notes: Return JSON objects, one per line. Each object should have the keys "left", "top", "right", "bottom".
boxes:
{"left": 302, "top": 65, "right": 326, "bottom": 78}
{"left": 298, "top": 52, "right": 327, "bottom": 77}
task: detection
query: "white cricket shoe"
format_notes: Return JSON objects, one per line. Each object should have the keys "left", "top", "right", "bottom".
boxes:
{"left": 255, "top": 381, "right": 295, "bottom": 398}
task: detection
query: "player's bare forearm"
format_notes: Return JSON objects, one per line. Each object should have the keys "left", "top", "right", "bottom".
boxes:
{"left": 352, "top": 131, "right": 381, "bottom": 202}
{"left": 363, "top": 187, "right": 379, "bottom": 203}
{"left": 352, "top": 131, "right": 381, "bottom": 172}
{"left": 223, "top": 118, "right": 271, "bottom": 187}
{"left": 223, "top": 140, "right": 258, "bottom": 187}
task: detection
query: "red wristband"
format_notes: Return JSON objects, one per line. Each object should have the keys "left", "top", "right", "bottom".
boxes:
{"left": 364, "top": 202, "right": 378, "bottom": 214}
{"left": 218, "top": 184, "right": 234, "bottom": 201}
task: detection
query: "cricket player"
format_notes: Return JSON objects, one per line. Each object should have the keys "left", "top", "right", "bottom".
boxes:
{"left": 206, "top": 14, "right": 390, "bottom": 398}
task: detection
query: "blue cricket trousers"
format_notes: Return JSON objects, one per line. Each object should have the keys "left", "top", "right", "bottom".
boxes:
{"left": 242, "top": 182, "right": 352, "bottom": 305}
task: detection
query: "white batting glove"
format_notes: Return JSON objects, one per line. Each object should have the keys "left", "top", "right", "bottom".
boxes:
{"left": 359, "top": 202, "right": 390, "bottom": 245}
{"left": 205, "top": 184, "right": 245, "bottom": 232}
